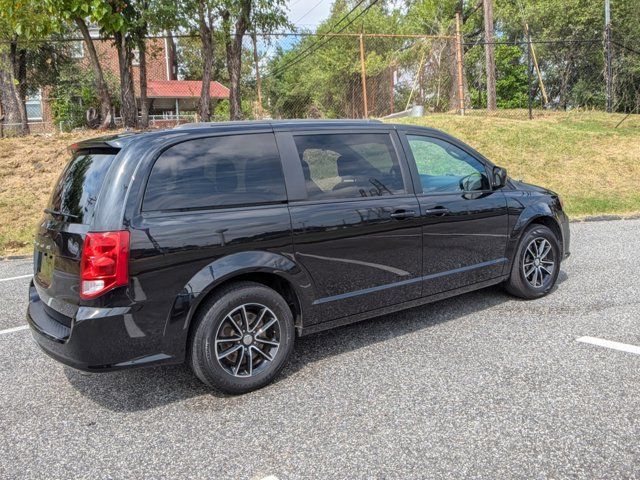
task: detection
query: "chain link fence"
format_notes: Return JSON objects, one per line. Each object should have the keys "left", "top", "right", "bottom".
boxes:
{"left": 1, "top": 28, "right": 639, "bottom": 135}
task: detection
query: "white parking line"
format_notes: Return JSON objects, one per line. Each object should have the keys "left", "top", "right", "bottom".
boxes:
{"left": 576, "top": 336, "right": 640, "bottom": 356}
{"left": 0, "top": 274, "right": 31, "bottom": 283}
{"left": 0, "top": 325, "right": 29, "bottom": 335}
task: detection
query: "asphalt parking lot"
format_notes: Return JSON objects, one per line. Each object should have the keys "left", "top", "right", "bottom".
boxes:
{"left": 1, "top": 218, "right": 640, "bottom": 479}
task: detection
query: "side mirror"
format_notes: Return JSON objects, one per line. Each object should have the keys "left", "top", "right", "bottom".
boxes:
{"left": 493, "top": 166, "right": 508, "bottom": 189}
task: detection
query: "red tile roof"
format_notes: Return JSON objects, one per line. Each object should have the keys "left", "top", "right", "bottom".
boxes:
{"left": 147, "top": 80, "right": 230, "bottom": 99}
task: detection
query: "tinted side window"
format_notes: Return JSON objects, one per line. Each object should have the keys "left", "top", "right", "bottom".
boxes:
{"left": 143, "top": 133, "right": 286, "bottom": 211}
{"left": 293, "top": 133, "right": 405, "bottom": 200}
{"left": 407, "top": 135, "right": 490, "bottom": 193}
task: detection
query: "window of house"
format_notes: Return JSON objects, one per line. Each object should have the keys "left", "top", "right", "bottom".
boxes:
{"left": 70, "top": 41, "right": 84, "bottom": 59}
{"left": 143, "top": 134, "right": 286, "bottom": 211}
{"left": 293, "top": 133, "right": 405, "bottom": 200}
{"left": 132, "top": 48, "right": 140, "bottom": 66}
{"left": 25, "top": 91, "right": 43, "bottom": 121}
{"left": 407, "top": 135, "right": 490, "bottom": 193}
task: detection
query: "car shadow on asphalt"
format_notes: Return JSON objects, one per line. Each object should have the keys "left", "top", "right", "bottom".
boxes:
{"left": 64, "top": 270, "right": 569, "bottom": 412}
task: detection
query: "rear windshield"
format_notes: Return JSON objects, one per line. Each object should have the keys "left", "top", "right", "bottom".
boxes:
{"left": 47, "top": 150, "right": 117, "bottom": 224}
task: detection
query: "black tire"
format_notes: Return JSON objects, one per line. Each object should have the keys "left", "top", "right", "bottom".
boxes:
{"left": 189, "top": 281, "right": 295, "bottom": 394}
{"left": 505, "top": 224, "right": 561, "bottom": 299}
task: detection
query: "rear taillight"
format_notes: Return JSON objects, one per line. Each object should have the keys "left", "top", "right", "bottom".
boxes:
{"left": 80, "top": 231, "right": 130, "bottom": 299}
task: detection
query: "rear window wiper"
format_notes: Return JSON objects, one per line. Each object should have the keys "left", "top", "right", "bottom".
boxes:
{"left": 44, "top": 208, "right": 79, "bottom": 220}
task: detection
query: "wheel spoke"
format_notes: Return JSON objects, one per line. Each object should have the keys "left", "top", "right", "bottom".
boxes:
{"left": 250, "top": 307, "right": 268, "bottom": 333}
{"left": 246, "top": 347, "right": 253, "bottom": 376}
{"left": 255, "top": 337, "right": 279, "bottom": 347}
{"left": 533, "top": 267, "right": 540, "bottom": 287}
{"left": 226, "top": 315, "right": 243, "bottom": 336}
{"left": 240, "top": 305, "right": 250, "bottom": 331}
{"left": 217, "top": 344, "right": 242, "bottom": 360}
{"left": 525, "top": 266, "right": 536, "bottom": 278}
{"left": 251, "top": 346, "right": 273, "bottom": 362}
{"left": 233, "top": 347, "right": 246, "bottom": 376}
{"left": 256, "top": 318, "right": 277, "bottom": 337}
{"left": 540, "top": 265, "right": 553, "bottom": 275}
{"left": 215, "top": 336, "right": 242, "bottom": 344}
{"left": 539, "top": 243, "right": 551, "bottom": 260}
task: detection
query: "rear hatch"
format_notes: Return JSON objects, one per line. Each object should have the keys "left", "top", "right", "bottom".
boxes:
{"left": 33, "top": 148, "right": 118, "bottom": 321}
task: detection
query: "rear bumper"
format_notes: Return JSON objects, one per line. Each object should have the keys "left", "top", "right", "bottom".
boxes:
{"left": 27, "top": 282, "right": 178, "bottom": 372}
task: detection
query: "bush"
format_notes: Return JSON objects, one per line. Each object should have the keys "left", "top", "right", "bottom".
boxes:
{"left": 49, "top": 64, "right": 119, "bottom": 131}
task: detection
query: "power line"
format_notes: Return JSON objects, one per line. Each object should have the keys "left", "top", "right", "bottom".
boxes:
{"left": 293, "top": 0, "right": 326, "bottom": 25}
{"left": 268, "top": 0, "right": 372, "bottom": 77}
{"left": 269, "top": 0, "right": 380, "bottom": 77}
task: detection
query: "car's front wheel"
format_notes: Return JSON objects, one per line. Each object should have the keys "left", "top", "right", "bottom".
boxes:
{"left": 505, "top": 224, "right": 560, "bottom": 299}
{"left": 189, "top": 281, "right": 295, "bottom": 394}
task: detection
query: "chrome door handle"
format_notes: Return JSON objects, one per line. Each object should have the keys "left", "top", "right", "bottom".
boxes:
{"left": 424, "top": 207, "right": 450, "bottom": 216}
{"left": 390, "top": 209, "right": 418, "bottom": 219}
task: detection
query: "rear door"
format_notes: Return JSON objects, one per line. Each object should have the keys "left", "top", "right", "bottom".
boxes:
{"left": 33, "top": 149, "right": 118, "bottom": 318}
{"left": 280, "top": 129, "right": 423, "bottom": 321}
{"left": 400, "top": 132, "right": 509, "bottom": 296}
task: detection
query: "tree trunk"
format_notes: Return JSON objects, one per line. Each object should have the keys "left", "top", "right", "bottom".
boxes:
{"left": 224, "top": 0, "right": 251, "bottom": 121}
{"left": 0, "top": 50, "right": 21, "bottom": 136}
{"left": 75, "top": 17, "right": 114, "bottom": 129}
{"left": 251, "top": 31, "right": 263, "bottom": 118}
{"left": 483, "top": 0, "right": 497, "bottom": 111}
{"left": 9, "top": 39, "right": 29, "bottom": 135}
{"left": 114, "top": 31, "right": 138, "bottom": 128}
{"left": 197, "top": 0, "right": 213, "bottom": 122}
{"left": 226, "top": 40, "right": 242, "bottom": 120}
{"left": 138, "top": 36, "right": 150, "bottom": 128}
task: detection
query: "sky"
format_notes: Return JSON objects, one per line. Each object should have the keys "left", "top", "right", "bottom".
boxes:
{"left": 287, "top": 0, "right": 334, "bottom": 29}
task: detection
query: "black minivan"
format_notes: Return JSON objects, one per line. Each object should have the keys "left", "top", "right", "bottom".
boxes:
{"left": 28, "top": 120, "right": 570, "bottom": 394}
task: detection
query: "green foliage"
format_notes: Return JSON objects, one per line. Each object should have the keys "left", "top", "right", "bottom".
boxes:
{"left": 49, "top": 63, "right": 119, "bottom": 130}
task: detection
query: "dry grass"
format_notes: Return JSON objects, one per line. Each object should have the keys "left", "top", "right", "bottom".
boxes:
{"left": 1, "top": 111, "right": 639, "bottom": 256}
{"left": 0, "top": 130, "right": 123, "bottom": 256}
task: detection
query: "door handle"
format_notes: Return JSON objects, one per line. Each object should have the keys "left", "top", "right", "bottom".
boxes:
{"left": 424, "top": 207, "right": 450, "bottom": 216}
{"left": 390, "top": 209, "right": 418, "bottom": 219}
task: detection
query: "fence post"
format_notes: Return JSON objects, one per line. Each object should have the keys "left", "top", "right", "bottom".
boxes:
{"left": 359, "top": 33, "right": 369, "bottom": 118}
{"left": 527, "top": 35, "right": 533, "bottom": 120}
{"left": 454, "top": 10, "right": 465, "bottom": 116}
{"left": 605, "top": 0, "right": 613, "bottom": 112}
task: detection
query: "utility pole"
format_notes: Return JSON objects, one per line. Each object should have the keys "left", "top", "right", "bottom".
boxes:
{"left": 483, "top": 0, "right": 497, "bottom": 111}
{"left": 605, "top": 0, "right": 613, "bottom": 113}
{"left": 454, "top": 10, "right": 465, "bottom": 116}
{"left": 359, "top": 33, "right": 369, "bottom": 118}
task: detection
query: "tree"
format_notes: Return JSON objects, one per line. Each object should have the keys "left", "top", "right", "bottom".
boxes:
{"left": 221, "top": 0, "right": 289, "bottom": 120}
{"left": 0, "top": 0, "right": 55, "bottom": 135}
{"left": 44, "top": 0, "right": 115, "bottom": 129}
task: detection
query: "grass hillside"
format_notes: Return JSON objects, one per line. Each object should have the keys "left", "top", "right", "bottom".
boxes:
{"left": 1, "top": 111, "right": 639, "bottom": 256}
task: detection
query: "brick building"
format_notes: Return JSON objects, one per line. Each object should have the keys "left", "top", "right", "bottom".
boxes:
{"left": 31, "top": 31, "right": 229, "bottom": 126}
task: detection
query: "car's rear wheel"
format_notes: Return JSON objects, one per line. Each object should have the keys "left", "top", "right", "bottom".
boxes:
{"left": 505, "top": 224, "right": 560, "bottom": 299}
{"left": 190, "top": 281, "right": 295, "bottom": 394}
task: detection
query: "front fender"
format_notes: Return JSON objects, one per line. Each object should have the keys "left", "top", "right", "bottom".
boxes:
{"left": 505, "top": 199, "right": 565, "bottom": 267}
{"left": 160, "top": 250, "right": 314, "bottom": 360}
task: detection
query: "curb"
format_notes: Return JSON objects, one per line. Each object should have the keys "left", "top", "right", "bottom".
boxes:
{"left": 570, "top": 213, "right": 640, "bottom": 223}
{"left": 0, "top": 255, "right": 31, "bottom": 261}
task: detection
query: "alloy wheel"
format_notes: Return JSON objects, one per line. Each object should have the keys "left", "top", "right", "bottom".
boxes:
{"left": 522, "top": 237, "right": 555, "bottom": 288}
{"left": 214, "top": 303, "right": 281, "bottom": 378}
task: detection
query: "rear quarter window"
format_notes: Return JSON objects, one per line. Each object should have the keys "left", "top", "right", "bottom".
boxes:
{"left": 48, "top": 150, "right": 117, "bottom": 224}
{"left": 143, "top": 133, "right": 286, "bottom": 211}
